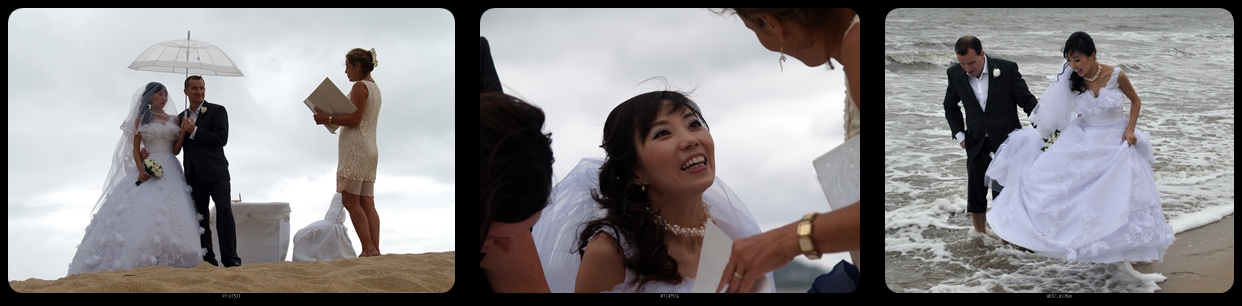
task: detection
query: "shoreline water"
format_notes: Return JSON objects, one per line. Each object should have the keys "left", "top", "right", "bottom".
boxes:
{"left": 884, "top": 200, "right": 1234, "bottom": 293}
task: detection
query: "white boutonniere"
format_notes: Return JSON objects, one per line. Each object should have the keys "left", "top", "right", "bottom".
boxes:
{"left": 992, "top": 67, "right": 1000, "bottom": 78}
{"left": 199, "top": 106, "right": 207, "bottom": 114}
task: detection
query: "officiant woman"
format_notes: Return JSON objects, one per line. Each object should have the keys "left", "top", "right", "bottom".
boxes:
{"left": 712, "top": 8, "right": 861, "bottom": 293}
{"left": 313, "top": 48, "right": 383, "bottom": 258}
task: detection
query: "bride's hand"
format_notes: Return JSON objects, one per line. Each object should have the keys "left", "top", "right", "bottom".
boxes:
{"left": 1123, "top": 130, "right": 1137, "bottom": 146}
{"left": 313, "top": 113, "right": 328, "bottom": 125}
{"left": 138, "top": 171, "right": 150, "bottom": 182}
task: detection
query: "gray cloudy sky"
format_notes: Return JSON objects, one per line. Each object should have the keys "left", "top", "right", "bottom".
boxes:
{"left": 482, "top": 8, "right": 855, "bottom": 273}
{"left": 7, "top": 8, "right": 455, "bottom": 281}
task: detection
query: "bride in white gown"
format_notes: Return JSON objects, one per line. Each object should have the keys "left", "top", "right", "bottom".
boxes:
{"left": 533, "top": 91, "right": 774, "bottom": 293}
{"left": 985, "top": 32, "right": 1174, "bottom": 269}
{"left": 67, "top": 82, "right": 205, "bottom": 276}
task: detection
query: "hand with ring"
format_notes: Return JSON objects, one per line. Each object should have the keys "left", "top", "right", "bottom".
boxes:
{"left": 717, "top": 221, "right": 801, "bottom": 293}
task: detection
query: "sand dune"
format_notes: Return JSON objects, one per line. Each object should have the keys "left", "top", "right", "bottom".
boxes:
{"left": 10, "top": 251, "right": 454, "bottom": 293}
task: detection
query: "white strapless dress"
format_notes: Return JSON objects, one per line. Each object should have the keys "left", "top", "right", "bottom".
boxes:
{"left": 985, "top": 67, "right": 1174, "bottom": 263}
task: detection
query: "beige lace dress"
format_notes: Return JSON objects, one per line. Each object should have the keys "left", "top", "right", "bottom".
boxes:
{"left": 337, "top": 80, "right": 381, "bottom": 197}
{"left": 844, "top": 14, "right": 860, "bottom": 140}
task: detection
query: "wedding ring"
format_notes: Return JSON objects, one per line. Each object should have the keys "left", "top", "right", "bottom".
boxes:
{"left": 734, "top": 272, "right": 744, "bottom": 280}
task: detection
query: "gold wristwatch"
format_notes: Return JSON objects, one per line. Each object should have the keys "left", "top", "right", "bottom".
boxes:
{"left": 798, "top": 212, "right": 821, "bottom": 260}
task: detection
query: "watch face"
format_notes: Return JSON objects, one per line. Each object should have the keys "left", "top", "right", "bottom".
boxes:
{"left": 798, "top": 222, "right": 812, "bottom": 236}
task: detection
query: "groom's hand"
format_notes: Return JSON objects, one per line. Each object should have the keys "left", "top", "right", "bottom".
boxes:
{"left": 181, "top": 118, "right": 194, "bottom": 133}
{"left": 960, "top": 140, "right": 966, "bottom": 149}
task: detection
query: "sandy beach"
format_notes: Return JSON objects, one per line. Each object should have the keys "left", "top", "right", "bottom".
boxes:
{"left": 9, "top": 251, "right": 454, "bottom": 293}
{"left": 1133, "top": 214, "right": 1234, "bottom": 293}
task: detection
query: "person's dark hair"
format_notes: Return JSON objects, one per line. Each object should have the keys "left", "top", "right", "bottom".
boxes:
{"left": 346, "top": 48, "right": 376, "bottom": 76}
{"left": 184, "top": 75, "right": 204, "bottom": 89}
{"left": 955, "top": 36, "right": 983, "bottom": 56}
{"left": 1061, "top": 31, "right": 1097, "bottom": 94}
{"left": 481, "top": 37, "right": 503, "bottom": 94}
{"left": 480, "top": 92, "right": 554, "bottom": 247}
{"left": 576, "top": 90, "right": 710, "bottom": 291}
{"left": 138, "top": 82, "right": 167, "bottom": 125}
{"left": 716, "top": 8, "right": 855, "bottom": 68}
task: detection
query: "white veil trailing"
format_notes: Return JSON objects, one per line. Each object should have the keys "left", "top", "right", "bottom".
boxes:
{"left": 1028, "top": 59, "right": 1078, "bottom": 138}
{"left": 532, "top": 158, "right": 774, "bottom": 293}
{"left": 90, "top": 82, "right": 168, "bottom": 218}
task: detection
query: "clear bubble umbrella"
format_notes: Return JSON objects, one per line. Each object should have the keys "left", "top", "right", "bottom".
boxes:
{"left": 129, "top": 31, "right": 244, "bottom": 111}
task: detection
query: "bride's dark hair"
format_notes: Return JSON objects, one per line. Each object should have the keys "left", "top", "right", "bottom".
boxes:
{"left": 137, "top": 82, "right": 166, "bottom": 126}
{"left": 577, "top": 90, "right": 709, "bottom": 291}
{"left": 1061, "top": 31, "right": 1097, "bottom": 94}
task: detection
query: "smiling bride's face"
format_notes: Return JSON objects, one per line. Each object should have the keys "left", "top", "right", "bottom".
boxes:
{"left": 633, "top": 102, "right": 716, "bottom": 196}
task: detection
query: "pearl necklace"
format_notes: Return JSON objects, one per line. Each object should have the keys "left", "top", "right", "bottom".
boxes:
{"left": 646, "top": 202, "right": 712, "bottom": 237}
{"left": 1083, "top": 62, "right": 1102, "bottom": 82}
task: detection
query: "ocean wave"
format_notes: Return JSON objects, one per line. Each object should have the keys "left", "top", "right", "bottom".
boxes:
{"left": 1023, "top": 31, "right": 1062, "bottom": 36}
{"left": 1117, "top": 62, "right": 1158, "bottom": 72}
{"left": 1167, "top": 43, "right": 1234, "bottom": 56}
{"left": 885, "top": 53, "right": 956, "bottom": 67}
{"left": 911, "top": 41, "right": 953, "bottom": 49}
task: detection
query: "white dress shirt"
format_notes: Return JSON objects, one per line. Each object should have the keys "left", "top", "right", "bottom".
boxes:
{"left": 955, "top": 56, "right": 990, "bottom": 144}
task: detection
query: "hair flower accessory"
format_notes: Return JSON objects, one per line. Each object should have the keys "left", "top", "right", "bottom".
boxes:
{"left": 370, "top": 48, "right": 378, "bottom": 67}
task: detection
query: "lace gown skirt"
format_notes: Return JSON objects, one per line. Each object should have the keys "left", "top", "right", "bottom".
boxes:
{"left": 67, "top": 151, "right": 205, "bottom": 276}
{"left": 986, "top": 117, "right": 1173, "bottom": 263}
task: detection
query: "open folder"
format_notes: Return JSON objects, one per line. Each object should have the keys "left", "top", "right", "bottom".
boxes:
{"left": 304, "top": 77, "right": 357, "bottom": 134}
{"left": 812, "top": 135, "right": 861, "bottom": 268}
{"left": 691, "top": 221, "right": 771, "bottom": 293}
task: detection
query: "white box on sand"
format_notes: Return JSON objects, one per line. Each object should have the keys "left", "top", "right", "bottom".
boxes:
{"left": 211, "top": 202, "right": 291, "bottom": 265}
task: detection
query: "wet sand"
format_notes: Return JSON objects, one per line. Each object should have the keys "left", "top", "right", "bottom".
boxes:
{"left": 1134, "top": 214, "right": 1234, "bottom": 293}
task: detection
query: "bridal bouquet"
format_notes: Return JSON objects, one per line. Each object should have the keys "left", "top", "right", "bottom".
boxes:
{"left": 1041, "top": 130, "right": 1061, "bottom": 152}
{"left": 136, "top": 159, "right": 163, "bottom": 186}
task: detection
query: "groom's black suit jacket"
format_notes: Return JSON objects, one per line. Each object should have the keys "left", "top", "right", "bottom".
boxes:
{"left": 177, "top": 101, "right": 230, "bottom": 186}
{"left": 944, "top": 56, "right": 1039, "bottom": 158}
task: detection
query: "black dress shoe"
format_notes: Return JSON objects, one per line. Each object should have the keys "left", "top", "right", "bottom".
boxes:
{"left": 224, "top": 261, "right": 242, "bottom": 267}
{"left": 205, "top": 259, "right": 219, "bottom": 267}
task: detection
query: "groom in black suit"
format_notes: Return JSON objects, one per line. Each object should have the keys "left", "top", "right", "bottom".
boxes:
{"left": 943, "top": 36, "right": 1038, "bottom": 234}
{"left": 178, "top": 75, "right": 241, "bottom": 267}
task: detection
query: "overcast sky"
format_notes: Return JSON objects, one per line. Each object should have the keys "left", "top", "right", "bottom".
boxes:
{"left": 482, "top": 8, "right": 855, "bottom": 273}
{"left": 7, "top": 8, "right": 455, "bottom": 281}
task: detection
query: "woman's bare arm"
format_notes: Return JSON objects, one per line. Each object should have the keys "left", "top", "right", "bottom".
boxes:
{"left": 1117, "top": 70, "right": 1142, "bottom": 133}
{"left": 574, "top": 232, "right": 627, "bottom": 293}
{"left": 334, "top": 81, "right": 369, "bottom": 127}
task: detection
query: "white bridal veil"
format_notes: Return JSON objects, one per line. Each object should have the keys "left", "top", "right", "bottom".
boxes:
{"left": 1028, "top": 59, "right": 1078, "bottom": 138}
{"left": 91, "top": 82, "right": 170, "bottom": 218}
{"left": 532, "top": 158, "right": 775, "bottom": 293}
